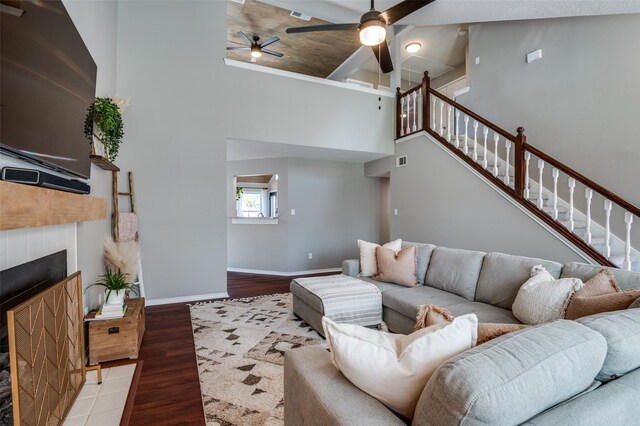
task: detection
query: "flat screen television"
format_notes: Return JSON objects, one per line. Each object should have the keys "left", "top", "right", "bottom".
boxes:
{"left": 1, "top": 0, "right": 97, "bottom": 179}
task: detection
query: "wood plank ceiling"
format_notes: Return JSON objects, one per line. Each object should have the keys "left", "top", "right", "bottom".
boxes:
{"left": 226, "top": 0, "right": 362, "bottom": 78}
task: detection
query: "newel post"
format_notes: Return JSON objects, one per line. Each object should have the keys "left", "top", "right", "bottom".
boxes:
{"left": 514, "top": 127, "right": 527, "bottom": 199}
{"left": 422, "top": 71, "right": 430, "bottom": 132}
{"left": 396, "top": 87, "right": 402, "bottom": 139}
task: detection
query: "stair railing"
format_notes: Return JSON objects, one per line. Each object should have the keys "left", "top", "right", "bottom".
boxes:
{"left": 396, "top": 72, "right": 639, "bottom": 270}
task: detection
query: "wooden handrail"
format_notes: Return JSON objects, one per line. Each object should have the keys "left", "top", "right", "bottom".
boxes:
{"left": 525, "top": 144, "right": 640, "bottom": 217}
{"left": 427, "top": 89, "right": 516, "bottom": 142}
{"left": 395, "top": 71, "right": 639, "bottom": 269}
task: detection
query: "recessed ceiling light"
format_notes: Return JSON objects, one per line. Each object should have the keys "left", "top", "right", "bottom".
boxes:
{"left": 405, "top": 42, "right": 421, "bottom": 53}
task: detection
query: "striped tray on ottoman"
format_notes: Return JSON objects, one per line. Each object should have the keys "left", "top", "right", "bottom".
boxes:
{"left": 290, "top": 274, "right": 382, "bottom": 336}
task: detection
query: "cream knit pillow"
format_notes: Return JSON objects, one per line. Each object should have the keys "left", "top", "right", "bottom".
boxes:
{"left": 357, "top": 239, "right": 402, "bottom": 277}
{"left": 512, "top": 265, "right": 584, "bottom": 325}
{"left": 322, "top": 314, "right": 477, "bottom": 419}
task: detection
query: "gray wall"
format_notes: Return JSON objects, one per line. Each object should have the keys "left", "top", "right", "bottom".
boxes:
{"left": 227, "top": 158, "right": 385, "bottom": 273}
{"left": 391, "top": 134, "right": 587, "bottom": 263}
{"left": 460, "top": 14, "right": 640, "bottom": 207}
{"left": 115, "top": 1, "right": 394, "bottom": 300}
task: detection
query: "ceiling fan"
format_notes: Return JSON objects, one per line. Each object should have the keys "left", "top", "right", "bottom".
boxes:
{"left": 286, "top": 0, "right": 434, "bottom": 74}
{"left": 226, "top": 32, "right": 284, "bottom": 60}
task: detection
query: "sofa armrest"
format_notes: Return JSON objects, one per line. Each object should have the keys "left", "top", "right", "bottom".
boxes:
{"left": 284, "top": 346, "right": 406, "bottom": 426}
{"left": 342, "top": 259, "right": 360, "bottom": 277}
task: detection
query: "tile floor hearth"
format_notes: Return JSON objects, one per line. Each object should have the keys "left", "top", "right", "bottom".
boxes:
{"left": 63, "top": 364, "right": 136, "bottom": 426}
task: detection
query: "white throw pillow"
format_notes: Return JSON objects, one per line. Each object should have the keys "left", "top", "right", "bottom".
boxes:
{"left": 512, "top": 265, "right": 584, "bottom": 325}
{"left": 358, "top": 239, "right": 402, "bottom": 277}
{"left": 322, "top": 314, "right": 478, "bottom": 419}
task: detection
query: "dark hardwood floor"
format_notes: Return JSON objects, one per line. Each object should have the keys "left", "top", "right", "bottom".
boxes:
{"left": 118, "top": 271, "right": 333, "bottom": 425}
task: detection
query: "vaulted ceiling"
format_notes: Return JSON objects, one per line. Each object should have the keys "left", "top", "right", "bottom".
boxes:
{"left": 226, "top": 0, "right": 361, "bottom": 78}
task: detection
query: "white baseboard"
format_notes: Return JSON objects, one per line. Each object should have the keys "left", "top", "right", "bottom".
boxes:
{"left": 146, "top": 291, "right": 230, "bottom": 306}
{"left": 226, "top": 267, "right": 341, "bottom": 276}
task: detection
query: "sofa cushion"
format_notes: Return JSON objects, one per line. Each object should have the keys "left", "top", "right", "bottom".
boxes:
{"left": 561, "top": 262, "right": 640, "bottom": 291}
{"left": 577, "top": 309, "right": 640, "bottom": 381}
{"left": 447, "top": 301, "right": 520, "bottom": 324}
{"left": 425, "top": 247, "right": 485, "bottom": 301}
{"left": 413, "top": 320, "right": 607, "bottom": 426}
{"left": 475, "top": 253, "right": 563, "bottom": 309}
{"left": 383, "top": 286, "right": 469, "bottom": 320}
{"left": 323, "top": 314, "right": 477, "bottom": 419}
{"left": 401, "top": 241, "right": 435, "bottom": 285}
{"left": 360, "top": 277, "right": 405, "bottom": 294}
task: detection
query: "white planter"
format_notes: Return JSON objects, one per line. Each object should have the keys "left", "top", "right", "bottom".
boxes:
{"left": 104, "top": 289, "right": 125, "bottom": 306}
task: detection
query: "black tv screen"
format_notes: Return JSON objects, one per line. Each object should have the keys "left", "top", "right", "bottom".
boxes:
{"left": 1, "top": 0, "right": 97, "bottom": 179}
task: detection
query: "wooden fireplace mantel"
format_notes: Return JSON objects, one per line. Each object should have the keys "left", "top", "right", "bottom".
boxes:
{"left": 0, "top": 181, "right": 107, "bottom": 230}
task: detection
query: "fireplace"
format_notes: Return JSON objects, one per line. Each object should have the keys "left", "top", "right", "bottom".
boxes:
{"left": 0, "top": 251, "right": 68, "bottom": 425}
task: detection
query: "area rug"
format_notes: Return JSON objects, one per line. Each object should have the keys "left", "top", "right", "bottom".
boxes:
{"left": 189, "top": 293, "right": 324, "bottom": 426}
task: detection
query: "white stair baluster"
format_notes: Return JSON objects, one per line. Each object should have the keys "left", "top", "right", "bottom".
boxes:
{"left": 552, "top": 168, "right": 559, "bottom": 219}
{"left": 604, "top": 200, "right": 612, "bottom": 258}
{"left": 537, "top": 159, "right": 545, "bottom": 209}
{"left": 524, "top": 152, "right": 531, "bottom": 199}
{"left": 431, "top": 96, "right": 436, "bottom": 131}
{"left": 482, "top": 127, "right": 488, "bottom": 168}
{"left": 446, "top": 105, "right": 452, "bottom": 142}
{"left": 473, "top": 121, "right": 479, "bottom": 162}
{"left": 585, "top": 188, "right": 593, "bottom": 244}
{"left": 624, "top": 212, "right": 634, "bottom": 270}
{"left": 439, "top": 100, "right": 444, "bottom": 136}
{"left": 462, "top": 116, "right": 468, "bottom": 154}
{"left": 568, "top": 178, "right": 576, "bottom": 231}
{"left": 400, "top": 97, "right": 405, "bottom": 135}
{"left": 493, "top": 134, "right": 499, "bottom": 176}
{"left": 412, "top": 91, "right": 417, "bottom": 132}
{"left": 455, "top": 110, "right": 461, "bottom": 148}
{"left": 504, "top": 140, "right": 511, "bottom": 186}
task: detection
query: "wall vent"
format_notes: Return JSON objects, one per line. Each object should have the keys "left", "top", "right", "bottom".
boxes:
{"left": 290, "top": 11, "right": 311, "bottom": 21}
{"left": 396, "top": 155, "right": 407, "bottom": 167}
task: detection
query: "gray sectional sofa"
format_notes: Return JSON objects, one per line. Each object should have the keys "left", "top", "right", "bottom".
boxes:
{"left": 285, "top": 242, "right": 640, "bottom": 425}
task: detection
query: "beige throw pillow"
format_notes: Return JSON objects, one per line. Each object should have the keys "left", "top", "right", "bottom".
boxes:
{"left": 573, "top": 269, "right": 621, "bottom": 298}
{"left": 565, "top": 289, "right": 640, "bottom": 320}
{"left": 415, "top": 304, "right": 528, "bottom": 345}
{"left": 357, "top": 239, "right": 402, "bottom": 277}
{"left": 512, "top": 265, "right": 584, "bottom": 325}
{"left": 374, "top": 245, "right": 417, "bottom": 287}
{"left": 322, "top": 314, "right": 477, "bottom": 419}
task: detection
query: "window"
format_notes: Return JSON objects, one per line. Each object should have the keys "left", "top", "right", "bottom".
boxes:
{"left": 239, "top": 189, "right": 263, "bottom": 217}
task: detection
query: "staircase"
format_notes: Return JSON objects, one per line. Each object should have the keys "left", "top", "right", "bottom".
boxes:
{"left": 396, "top": 72, "right": 639, "bottom": 271}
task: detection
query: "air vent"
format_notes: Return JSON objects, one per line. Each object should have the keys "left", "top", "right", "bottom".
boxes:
{"left": 396, "top": 156, "right": 407, "bottom": 167}
{"left": 290, "top": 11, "right": 311, "bottom": 21}
{"left": 229, "top": 0, "right": 245, "bottom": 4}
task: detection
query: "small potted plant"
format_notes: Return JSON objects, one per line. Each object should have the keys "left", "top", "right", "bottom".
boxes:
{"left": 84, "top": 97, "right": 125, "bottom": 162}
{"left": 87, "top": 269, "right": 137, "bottom": 306}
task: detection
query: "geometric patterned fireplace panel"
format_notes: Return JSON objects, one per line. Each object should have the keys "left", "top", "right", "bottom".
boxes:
{"left": 7, "top": 272, "right": 85, "bottom": 426}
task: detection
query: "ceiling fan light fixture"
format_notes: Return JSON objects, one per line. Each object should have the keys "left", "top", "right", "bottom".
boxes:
{"left": 359, "top": 19, "right": 386, "bottom": 46}
{"left": 405, "top": 42, "right": 421, "bottom": 53}
{"left": 250, "top": 45, "right": 262, "bottom": 58}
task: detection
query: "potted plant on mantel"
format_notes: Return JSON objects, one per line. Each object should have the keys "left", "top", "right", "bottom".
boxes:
{"left": 87, "top": 269, "right": 137, "bottom": 306}
{"left": 84, "top": 96, "right": 127, "bottom": 162}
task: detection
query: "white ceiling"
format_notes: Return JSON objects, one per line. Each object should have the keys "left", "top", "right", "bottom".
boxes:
{"left": 226, "top": 139, "right": 390, "bottom": 163}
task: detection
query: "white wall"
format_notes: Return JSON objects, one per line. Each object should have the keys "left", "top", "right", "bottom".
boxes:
{"left": 0, "top": 0, "right": 118, "bottom": 309}
{"left": 115, "top": 1, "right": 394, "bottom": 300}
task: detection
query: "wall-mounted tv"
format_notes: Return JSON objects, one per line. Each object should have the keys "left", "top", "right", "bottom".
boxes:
{"left": 1, "top": 0, "right": 97, "bottom": 179}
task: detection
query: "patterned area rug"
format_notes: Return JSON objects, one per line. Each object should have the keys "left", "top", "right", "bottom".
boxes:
{"left": 190, "top": 293, "right": 323, "bottom": 425}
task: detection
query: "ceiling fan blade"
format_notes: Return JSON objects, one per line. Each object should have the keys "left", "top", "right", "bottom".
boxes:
{"left": 238, "top": 31, "right": 254, "bottom": 45}
{"left": 260, "top": 36, "right": 280, "bottom": 48}
{"left": 286, "top": 23, "right": 358, "bottom": 34}
{"left": 372, "top": 40, "right": 394, "bottom": 74}
{"left": 380, "top": 0, "right": 435, "bottom": 26}
{"left": 226, "top": 46, "right": 250, "bottom": 51}
{"left": 262, "top": 49, "right": 284, "bottom": 58}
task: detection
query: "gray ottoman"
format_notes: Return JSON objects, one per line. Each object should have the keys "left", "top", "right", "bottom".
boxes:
{"left": 290, "top": 274, "right": 382, "bottom": 337}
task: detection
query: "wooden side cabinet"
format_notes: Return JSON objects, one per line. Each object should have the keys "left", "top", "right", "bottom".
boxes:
{"left": 89, "top": 298, "right": 145, "bottom": 365}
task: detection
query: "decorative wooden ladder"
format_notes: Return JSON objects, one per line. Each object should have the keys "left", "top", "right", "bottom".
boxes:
{"left": 112, "top": 171, "right": 146, "bottom": 298}
{"left": 396, "top": 72, "right": 639, "bottom": 271}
